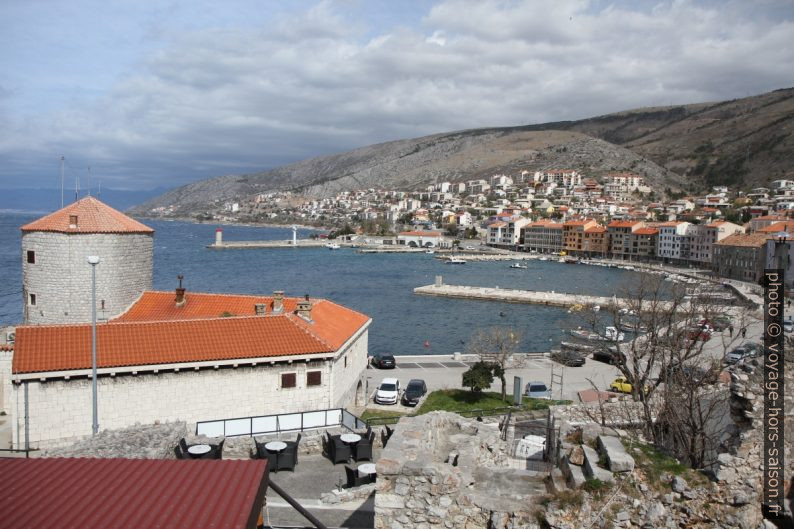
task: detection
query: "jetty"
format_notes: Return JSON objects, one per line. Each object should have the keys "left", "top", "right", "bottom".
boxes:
{"left": 414, "top": 280, "right": 622, "bottom": 309}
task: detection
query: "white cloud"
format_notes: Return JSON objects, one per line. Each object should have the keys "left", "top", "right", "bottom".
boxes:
{"left": 1, "top": 0, "right": 792, "bottom": 190}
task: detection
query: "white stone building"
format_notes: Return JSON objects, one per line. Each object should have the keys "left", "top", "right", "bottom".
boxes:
{"left": 6, "top": 201, "right": 371, "bottom": 449}
{"left": 21, "top": 197, "right": 153, "bottom": 324}
{"left": 656, "top": 221, "right": 692, "bottom": 262}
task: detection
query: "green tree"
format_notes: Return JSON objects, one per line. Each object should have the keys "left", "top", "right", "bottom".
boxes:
{"left": 466, "top": 327, "right": 522, "bottom": 402}
{"left": 444, "top": 223, "right": 458, "bottom": 236}
{"left": 462, "top": 362, "right": 494, "bottom": 394}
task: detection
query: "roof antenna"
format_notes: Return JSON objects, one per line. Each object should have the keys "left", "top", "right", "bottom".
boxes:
{"left": 60, "top": 155, "right": 65, "bottom": 208}
{"left": 75, "top": 170, "right": 80, "bottom": 202}
{"left": 87, "top": 166, "right": 91, "bottom": 197}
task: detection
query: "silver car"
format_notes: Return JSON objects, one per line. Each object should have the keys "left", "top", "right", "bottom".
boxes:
{"left": 525, "top": 381, "right": 551, "bottom": 399}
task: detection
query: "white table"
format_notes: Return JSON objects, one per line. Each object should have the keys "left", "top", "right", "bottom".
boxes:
{"left": 340, "top": 433, "right": 362, "bottom": 444}
{"left": 358, "top": 463, "right": 377, "bottom": 476}
{"left": 265, "top": 441, "right": 287, "bottom": 452}
{"left": 187, "top": 444, "right": 211, "bottom": 456}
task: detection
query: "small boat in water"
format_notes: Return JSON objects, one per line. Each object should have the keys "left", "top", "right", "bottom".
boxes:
{"left": 509, "top": 262, "right": 527, "bottom": 269}
{"left": 570, "top": 326, "right": 624, "bottom": 342}
{"left": 326, "top": 243, "right": 341, "bottom": 250}
{"left": 446, "top": 257, "right": 467, "bottom": 264}
{"left": 425, "top": 250, "right": 435, "bottom": 254}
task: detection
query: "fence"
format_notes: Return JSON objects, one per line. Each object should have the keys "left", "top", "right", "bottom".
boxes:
{"left": 0, "top": 448, "right": 38, "bottom": 459}
{"left": 196, "top": 408, "right": 366, "bottom": 438}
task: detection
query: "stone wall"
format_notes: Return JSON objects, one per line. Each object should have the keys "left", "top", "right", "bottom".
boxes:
{"left": 42, "top": 421, "right": 187, "bottom": 458}
{"left": 13, "top": 360, "right": 333, "bottom": 449}
{"left": 330, "top": 328, "right": 369, "bottom": 407}
{"left": 22, "top": 231, "right": 153, "bottom": 324}
{"left": 0, "top": 350, "right": 11, "bottom": 414}
{"left": 374, "top": 411, "right": 547, "bottom": 529}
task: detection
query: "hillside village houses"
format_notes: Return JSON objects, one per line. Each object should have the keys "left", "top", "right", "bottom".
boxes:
{"left": 3, "top": 198, "right": 371, "bottom": 449}
{"left": 163, "top": 168, "right": 794, "bottom": 288}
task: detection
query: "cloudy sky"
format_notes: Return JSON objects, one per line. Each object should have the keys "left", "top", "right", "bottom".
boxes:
{"left": 1, "top": 0, "right": 792, "bottom": 191}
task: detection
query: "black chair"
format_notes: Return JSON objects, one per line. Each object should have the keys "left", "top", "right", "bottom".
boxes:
{"left": 354, "top": 431, "right": 374, "bottom": 462}
{"left": 284, "top": 433, "right": 302, "bottom": 465}
{"left": 330, "top": 434, "right": 352, "bottom": 464}
{"left": 277, "top": 446, "right": 297, "bottom": 471}
{"left": 173, "top": 444, "right": 187, "bottom": 460}
{"left": 344, "top": 465, "right": 369, "bottom": 488}
{"left": 179, "top": 438, "right": 190, "bottom": 454}
{"left": 254, "top": 439, "right": 275, "bottom": 471}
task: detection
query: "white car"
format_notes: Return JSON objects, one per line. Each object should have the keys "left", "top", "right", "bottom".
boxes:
{"left": 465, "top": 245, "right": 476, "bottom": 250}
{"left": 375, "top": 378, "right": 400, "bottom": 405}
{"left": 784, "top": 319, "right": 793, "bottom": 333}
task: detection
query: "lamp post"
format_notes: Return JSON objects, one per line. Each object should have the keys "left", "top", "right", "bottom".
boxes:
{"left": 87, "top": 255, "right": 100, "bottom": 435}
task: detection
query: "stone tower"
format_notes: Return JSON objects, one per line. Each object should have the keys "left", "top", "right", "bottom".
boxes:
{"left": 20, "top": 197, "right": 154, "bottom": 324}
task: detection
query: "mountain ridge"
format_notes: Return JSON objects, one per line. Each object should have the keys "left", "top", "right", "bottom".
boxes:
{"left": 130, "top": 87, "right": 794, "bottom": 216}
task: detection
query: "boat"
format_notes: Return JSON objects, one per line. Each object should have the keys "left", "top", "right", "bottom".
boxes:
{"left": 425, "top": 250, "right": 435, "bottom": 254}
{"left": 446, "top": 257, "right": 467, "bottom": 264}
{"left": 539, "top": 256, "right": 548, "bottom": 261}
{"left": 509, "top": 262, "right": 527, "bottom": 269}
{"left": 564, "top": 257, "right": 577, "bottom": 264}
{"left": 558, "top": 257, "right": 566, "bottom": 263}
{"left": 325, "top": 243, "right": 341, "bottom": 250}
{"left": 569, "top": 326, "right": 625, "bottom": 342}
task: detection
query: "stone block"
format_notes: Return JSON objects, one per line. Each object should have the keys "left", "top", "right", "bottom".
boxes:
{"left": 596, "top": 435, "right": 635, "bottom": 472}
{"left": 377, "top": 493, "right": 406, "bottom": 509}
{"left": 581, "top": 444, "right": 614, "bottom": 482}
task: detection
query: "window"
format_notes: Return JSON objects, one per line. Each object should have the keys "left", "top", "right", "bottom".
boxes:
{"left": 281, "top": 373, "right": 296, "bottom": 389}
{"left": 26, "top": 250, "right": 35, "bottom": 264}
{"left": 307, "top": 371, "right": 322, "bottom": 386}
{"left": 29, "top": 293, "right": 36, "bottom": 306}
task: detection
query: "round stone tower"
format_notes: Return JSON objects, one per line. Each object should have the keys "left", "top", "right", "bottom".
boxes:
{"left": 20, "top": 197, "right": 154, "bottom": 324}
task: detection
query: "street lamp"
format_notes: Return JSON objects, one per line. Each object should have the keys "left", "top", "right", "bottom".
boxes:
{"left": 87, "top": 255, "right": 100, "bottom": 435}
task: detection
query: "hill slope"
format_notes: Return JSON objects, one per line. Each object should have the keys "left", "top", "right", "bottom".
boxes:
{"left": 131, "top": 88, "right": 793, "bottom": 215}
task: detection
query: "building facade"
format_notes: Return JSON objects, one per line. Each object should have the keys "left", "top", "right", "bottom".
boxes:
{"left": 712, "top": 233, "right": 770, "bottom": 284}
{"left": 520, "top": 220, "right": 563, "bottom": 253}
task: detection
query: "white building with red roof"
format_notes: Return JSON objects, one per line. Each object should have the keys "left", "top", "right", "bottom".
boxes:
{"left": 5, "top": 199, "right": 372, "bottom": 449}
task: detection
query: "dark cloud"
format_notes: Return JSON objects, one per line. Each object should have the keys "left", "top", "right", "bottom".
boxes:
{"left": 1, "top": 0, "right": 792, "bottom": 190}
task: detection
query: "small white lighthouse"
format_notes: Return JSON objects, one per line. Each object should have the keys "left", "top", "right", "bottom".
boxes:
{"left": 291, "top": 225, "right": 298, "bottom": 246}
{"left": 215, "top": 228, "right": 223, "bottom": 246}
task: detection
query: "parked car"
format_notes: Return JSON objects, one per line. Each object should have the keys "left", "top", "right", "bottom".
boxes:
{"left": 592, "top": 345, "right": 623, "bottom": 365}
{"left": 465, "top": 245, "right": 476, "bottom": 250}
{"left": 609, "top": 376, "right": 649, "bottom": 394}
{"left": 550, "top": 350, "right": 585, "bottom": 367}
{"left": 687, "top": 325, "right": 712, "bottom": 341}
{"left": 710, "top": 315, "right": 732, "bottom": 331}
{"left": 370, "top": 352, "right": 396, "bottom": 369}
{"left": 375, "top": 378, "right": 400, "bottom": 405}
{"left": 525, "top": 381, "right": 551, "bottom": 399}
{"left": 784, "top": 319, "right": 794, "bottom": 334}
{"left": 724, "top": 343, "right": 763, "bottom": 364}
{"left": 401, "top": 379, "right": 427, "bottom": 406}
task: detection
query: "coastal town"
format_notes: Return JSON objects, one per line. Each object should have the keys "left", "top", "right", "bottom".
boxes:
{"left": 180, "top": 169, "right": 794, "bottom": 288}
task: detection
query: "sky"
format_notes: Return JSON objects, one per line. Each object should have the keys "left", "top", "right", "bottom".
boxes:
{"left": 1, "top": 0, "right": 792, "bottom": 192}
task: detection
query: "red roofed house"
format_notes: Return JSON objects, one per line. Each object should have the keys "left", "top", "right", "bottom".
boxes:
{"left": 6, "top": 199, "right": 371, "bottom": 449}
{"left": 520, "top": 220, "right": 563, "bottom": 253}
{"left": 607, "top": 220, "right": 645, "bottom": 259}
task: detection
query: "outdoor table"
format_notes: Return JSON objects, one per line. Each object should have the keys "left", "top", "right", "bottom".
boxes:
{"left": 358, "top": 463, "right": 376, "bottom": 477}
{"left": 187, "top": 444, "right": 211, "bottom": 457}
{"left": 340, "top": 433, "right": 361, "bottom": 445}
{"left": 265, "top": 441, "right": 287, "bottom": 472}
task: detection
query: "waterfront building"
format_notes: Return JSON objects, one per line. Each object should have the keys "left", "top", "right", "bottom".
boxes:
{"left": 397, "top": 230, "right": 443, "bottom": 248}
{"left": 713, "top": 233, "right": 771, "bottom": 284}
{"left": 656, "top": 221, "right": 692, "bottom": 264}
{"left": 562, "top": 219, "right": 598, "bottom": 255}
{"left": 6, "top": 200, "right": 371, "bottom": 449}
{"left": 520, "top": 220, "right": 563, "bottom": 253}
{"left": 687, "top": 221, "right": 744, "bottom": 265}
{"left": 607, "top": 220, "right": 645, "bottom": 259}
{"left": 20, "top": 197, "right": 153, "bottom": 324}
{"left": 486, "top": 217, "right": 531, "bottom": 249}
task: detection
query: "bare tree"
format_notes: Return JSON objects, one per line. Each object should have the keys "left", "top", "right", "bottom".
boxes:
{"left": 576, "top": 273, "right": 752, "bottom": 462}
{"left": 466, "top": 326, "right": 523, "bottom": 402}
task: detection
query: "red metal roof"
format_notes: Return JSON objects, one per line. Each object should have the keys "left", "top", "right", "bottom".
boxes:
{"left": 21, "top": 197, "right": 154, "bottom": 234}
{"left": 0, "top": 458, "right": 268, "bottom": 529}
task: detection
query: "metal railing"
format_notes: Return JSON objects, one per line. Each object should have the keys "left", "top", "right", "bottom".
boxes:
{"left": 0, "top": 448, "right": 38, "bottom": 459}
{"left": 196, "top": 408, "right": 367, "bottom": 438}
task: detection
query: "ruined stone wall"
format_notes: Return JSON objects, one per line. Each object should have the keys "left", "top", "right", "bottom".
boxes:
{"left": 374, "top": 412, "right": 546, "bottom": 529}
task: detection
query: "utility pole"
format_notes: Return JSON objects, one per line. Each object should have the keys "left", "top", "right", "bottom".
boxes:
{"left": 87, "top": 256, "right": 101, "bottom": 434}
{"left": 60, "top": 156, "right": 65, "bottom": 208}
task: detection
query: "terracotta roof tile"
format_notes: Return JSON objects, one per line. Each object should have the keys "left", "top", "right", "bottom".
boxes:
{"left": 634, "top": 228, "right": 659, "bottom": 235}
{"left": 487, "top": 221, "right": 507, "bottom": 228}
{"left": 715, "top": 233, "right": 771, "bottom": 248}
{"left": 758, "top": 221, "right": 794, "bottom": 234}
{"left": 607, "top": 220, "right": 642, "bottom": 228}
{"left": 13, "top": 291, "right": 370, "bottom": 374}
{"left": 585, "top": 226, "right": 607, "bottom": 233}
{"left": 20, "top": 197, "right": 154, "bottom": 234}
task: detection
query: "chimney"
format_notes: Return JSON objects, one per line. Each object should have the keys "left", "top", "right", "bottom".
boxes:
{"left": 296, "top": 294, "right": 312, "bottom": 321}
{"left": 273, "top": 291, "right": 284, "bottom": 314}
{"left": 175, "top": 275, "right": 186, "bottom": 307}
{"left": 254, "top": 303, "right": 266, "bottom": 316}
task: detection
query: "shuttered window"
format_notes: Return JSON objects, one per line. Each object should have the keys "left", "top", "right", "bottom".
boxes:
{"left": 281, "top": 373, "right": 296, "bottom": 389}
{"left": 307, "top": 371, "right": 322, "bottom": 387}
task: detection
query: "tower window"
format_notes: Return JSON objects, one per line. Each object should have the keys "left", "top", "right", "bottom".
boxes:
{"left": 26, "top": 251, "right": 35, "bottom": 264}
{"left": 29, "top": 293, "right": 36, "bottom": 306}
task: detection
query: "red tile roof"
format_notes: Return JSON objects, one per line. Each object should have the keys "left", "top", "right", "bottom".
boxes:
{"left": 585, "top": 226, "right": 607, "bottom": 233}
{"left": 0, "top": 458, "right": 267, "bottom": 529}
{"left": 487, "top": 221, "right": 507, "bottom": 228}
{"left": 715, "top": 233, "right": 771, "bottom": 248}
{"left": 758, "top": 221, "right": 794, "bottom": 234}
{"left": 634, "top": 228, "right": 659, "bottom": 235}
{"left": 13, "top": 291, "right": 370, "bottom": 374}
{"left": 20, "top": 197, "right": 154, "bottom": 234}
{"left": 607, "top": 220, "right": 642, "bottom": 228}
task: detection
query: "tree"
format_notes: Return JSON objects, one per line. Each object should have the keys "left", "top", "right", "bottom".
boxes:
{"left": 462, "top": 361, "right": 494, "bottom": 394}
{"left": 444, "top": 223, "right": 458, "bottom": 236}
{"left": 466, "top": 327, "right": 523, "bottom": 402}
{"left": 578, "top": 274, "right": 750, "bottom": 467}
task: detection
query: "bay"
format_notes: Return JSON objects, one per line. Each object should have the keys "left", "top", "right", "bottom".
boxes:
{"left": 0, "top": 213, "right": 644, "bottom": 355}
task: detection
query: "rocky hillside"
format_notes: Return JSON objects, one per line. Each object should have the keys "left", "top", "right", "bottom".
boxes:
{"left": 130, "top": 87, "right": 793, "bottom": 216}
